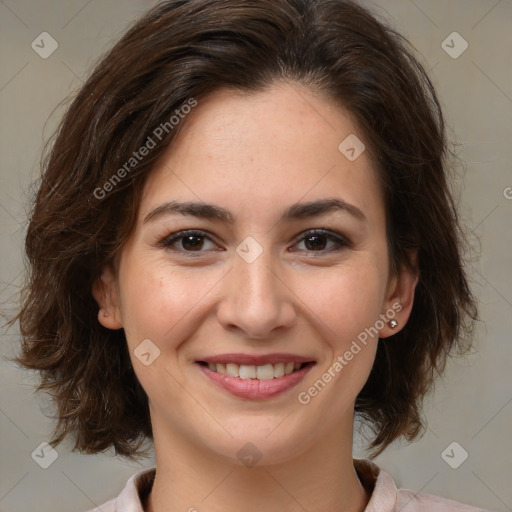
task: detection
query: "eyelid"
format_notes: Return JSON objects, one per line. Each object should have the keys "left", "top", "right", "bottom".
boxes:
{"left": 158, "top": 229, "right": 220, "bottom": 251}
{"left": 290, "top": 228, "right": 352, "bottom": 250}
{"left": 158, "top": 228, "right": 352, "bottom": 254}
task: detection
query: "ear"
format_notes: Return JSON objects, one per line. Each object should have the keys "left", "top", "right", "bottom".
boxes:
{"left": 379, "top": 249, "right": 419, "bottom": 339}
{"left": 92, "top": 264, "right": 123, "bottom": 330}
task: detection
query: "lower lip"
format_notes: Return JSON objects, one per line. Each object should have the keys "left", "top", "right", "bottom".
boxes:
{"left": 197, "top": 363, "right": 315, "bottom": 400}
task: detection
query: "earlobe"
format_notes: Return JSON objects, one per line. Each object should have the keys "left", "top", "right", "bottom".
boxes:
{"left": 92, "top": 265, "right": 123, "bottom": 330}
{"left": 379, "top": 249, "right": 419, "bottom": 339}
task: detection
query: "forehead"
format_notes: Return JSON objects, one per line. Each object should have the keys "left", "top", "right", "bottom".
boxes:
{"left": 139, "top": 82, "right": 385, "bottom": 228}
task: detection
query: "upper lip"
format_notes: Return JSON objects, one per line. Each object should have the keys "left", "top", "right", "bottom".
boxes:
{"left": 197, "top": 353, "right": 315, "bottom": 366}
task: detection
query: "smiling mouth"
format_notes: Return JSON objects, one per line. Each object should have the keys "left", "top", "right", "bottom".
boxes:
{"left": 197, "top": 361, "right": 315, "bottom": 380}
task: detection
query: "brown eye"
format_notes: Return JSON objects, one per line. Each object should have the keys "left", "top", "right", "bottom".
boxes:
{"left": 293, "top": 229, "right": 350, "bottom": 253}
{"left": 180, "top": 234, "right": 205, "bottom": 251}
{"left": 304, "top": 234, "right": 328, "bottom": 251}
{"left": 160, "top": 230, "right": 217, "bottom": 252}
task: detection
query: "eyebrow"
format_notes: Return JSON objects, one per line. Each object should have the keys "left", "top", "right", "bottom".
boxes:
{"left": 143, "top": 198, "right": 367, "bottom": 225}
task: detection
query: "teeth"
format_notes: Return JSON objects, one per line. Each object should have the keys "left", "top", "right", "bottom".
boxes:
{"left": 256, "top": 364, "right": 274, "bottom": 380}
{"left": 239, "top": 365, "right": 256, "bottom": 379}
{"left": 226, "top": 363, "right": 239, "bottom": 377}
{"left": 274, "top": 362, "right": 285, "bottom": 378}
{"left": 207, "top": 362, "right": 305, "bottom": 379}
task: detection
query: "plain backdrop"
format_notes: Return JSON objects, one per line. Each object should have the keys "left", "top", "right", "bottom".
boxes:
{"left": 1, "top": 1, "right": 511, "bottom": 511}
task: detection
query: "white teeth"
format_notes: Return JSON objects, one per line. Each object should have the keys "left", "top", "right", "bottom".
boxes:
{"left": 226, "top": 363, "right": 239, "bottom": 377}
{"left": 274, "top": 362, "right": 285, "bottom": 377}
{"left": 239, "top": 365, "right": 256, "bottom": 379}
{"left": 284, "top": 362, "right": 294, "bottom": 375}
{"left": 256, "top": 364, "right": 275, "bottom": 380}
{"left": 208, "top": 361, "right": 305, "bottom": 379}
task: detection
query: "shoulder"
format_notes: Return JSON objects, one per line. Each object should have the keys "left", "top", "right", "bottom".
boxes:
{"left": 85, "top": 498, "right": 116, "bottom": 512}
{"left": 397, "top": 489, "right": 489, "bottom": 511}
{"left": 84, "top": 467, "right": 156, "bottom": 512}
{"left": 354, "top": 458, "right": 491, "bottom": 512}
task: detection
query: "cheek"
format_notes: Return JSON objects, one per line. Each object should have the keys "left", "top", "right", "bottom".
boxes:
{"left": 117, "top": 257, "right": 213, "bottom": 350}
{"left": 116, "top": 258, "right": 218, "bottom": 410}
{"left": 296, "top": 257, "right": 386, "bottom": 342}
{"left": 118, "top": 250, "right": 387, "bottom": 353}
{"left": 292, "top": 258, "right": 385, "bottom": 406}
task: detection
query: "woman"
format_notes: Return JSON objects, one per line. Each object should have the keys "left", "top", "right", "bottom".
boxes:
{"left": 15, "top": 0, "right": 485, "bottom": 510}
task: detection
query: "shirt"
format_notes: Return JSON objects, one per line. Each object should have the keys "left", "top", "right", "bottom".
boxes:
{"left": 87, "top": 458, "right": 490, "bottom": 511}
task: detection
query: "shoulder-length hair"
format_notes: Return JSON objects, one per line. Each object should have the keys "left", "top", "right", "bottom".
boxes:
{"left": 14, "top": 0, "right": 478, "bottom": 458}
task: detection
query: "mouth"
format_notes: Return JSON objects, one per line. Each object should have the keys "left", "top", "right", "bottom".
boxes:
{"left": 195, "top": 354, "right": 316, "bottom": 400}
{"left": 196, "top": 361, "right": 314, "bottom": 380}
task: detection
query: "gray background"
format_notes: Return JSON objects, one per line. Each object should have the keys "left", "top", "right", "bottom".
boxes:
{"left": 1, "top": 0, "right": 511, "bottom": 511}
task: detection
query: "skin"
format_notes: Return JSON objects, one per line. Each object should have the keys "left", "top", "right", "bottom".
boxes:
{"left": 93, "top": 81, "right": 418, "bottom": 512}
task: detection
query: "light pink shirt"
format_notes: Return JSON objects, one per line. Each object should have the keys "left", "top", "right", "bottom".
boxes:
{"left": 87, "top": 458, "right": 490, "bottom": 511}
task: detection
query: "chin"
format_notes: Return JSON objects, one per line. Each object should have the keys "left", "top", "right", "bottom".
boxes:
{"left": 199, "top": 415, "right": 318, "bottom": 468}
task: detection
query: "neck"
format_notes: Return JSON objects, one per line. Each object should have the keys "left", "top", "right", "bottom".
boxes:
{"left": 145, "top": 420, "right": 370, "bottom": 512}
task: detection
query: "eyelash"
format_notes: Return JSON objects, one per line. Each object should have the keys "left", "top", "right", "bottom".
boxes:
{"left": 158, "top": 228, "right": 351, "bottom": 256}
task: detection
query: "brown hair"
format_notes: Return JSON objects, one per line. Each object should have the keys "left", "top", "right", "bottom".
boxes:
{"left": 13, "top": 0, "right": 478, "bottom": 458}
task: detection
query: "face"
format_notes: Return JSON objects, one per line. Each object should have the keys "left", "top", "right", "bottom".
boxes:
{"left": 94, "top": 81, "right": 417, "bottom": 466}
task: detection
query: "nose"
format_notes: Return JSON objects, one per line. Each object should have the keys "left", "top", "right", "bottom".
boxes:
{"left": 216, "top": 249, "right": 297, "bottom": 339}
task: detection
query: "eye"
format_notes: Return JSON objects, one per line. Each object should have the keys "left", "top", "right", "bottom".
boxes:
{"left": 291, "top": 229, "right": 351, "bottom": 253}
{"left": 159, "top": 230, "right": 218, "bottom": 252}
{"left": 158, "top": 228, "right": 351, "bottom": 255}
